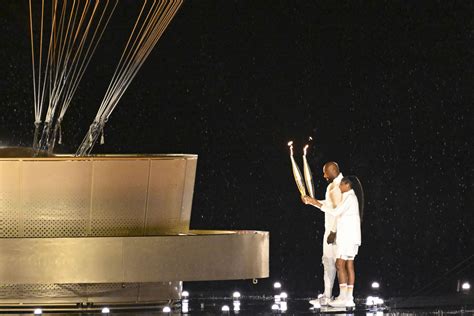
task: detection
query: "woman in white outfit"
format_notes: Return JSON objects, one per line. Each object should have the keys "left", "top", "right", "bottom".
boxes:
{"left": 302, "top": 175, "right": 364, "bottom": 308}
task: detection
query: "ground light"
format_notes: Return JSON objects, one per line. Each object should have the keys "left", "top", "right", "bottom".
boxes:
{"left": 221, "top": 305, "right": 230, "bottom": 312}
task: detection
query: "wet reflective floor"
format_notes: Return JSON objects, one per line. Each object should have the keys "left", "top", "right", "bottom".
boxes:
{"left": 0, "top": 295, "right": 473, "bottom": 315}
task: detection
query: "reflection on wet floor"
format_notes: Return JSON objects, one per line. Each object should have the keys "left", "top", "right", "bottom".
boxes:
{"left": 4, "top": 296, "right": 472, "bottom": 315}
{"left": 0, "top": 288, "right": 473, "bottom": 315}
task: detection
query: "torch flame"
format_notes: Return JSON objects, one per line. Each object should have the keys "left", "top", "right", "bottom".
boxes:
{"left": 308, "top": 136, "right": 313, "bottom": 141}
{"left": 288, "top": 141, "right": 294, "bottom": 156}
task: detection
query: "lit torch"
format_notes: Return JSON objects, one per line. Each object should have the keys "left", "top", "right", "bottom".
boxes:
{"left": 288, "top": 141, "right": 306, "bottom": 197}
{"left": 303, "top": 143, "right": 315, "bottom": 198}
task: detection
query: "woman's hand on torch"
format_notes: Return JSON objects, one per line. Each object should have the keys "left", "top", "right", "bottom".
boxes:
{"left": 301, "top": 195, "right": 323, "bottom": 208}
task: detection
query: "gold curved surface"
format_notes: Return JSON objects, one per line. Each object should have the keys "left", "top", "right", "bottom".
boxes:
{"left": 0, "top": 230, "right": 269, "bottom": 304}
{"left": 0, "top": 155, "right": 197, "bottom": 236}
{"left": 0, "top": 230, "right": 269, "bottom": 284}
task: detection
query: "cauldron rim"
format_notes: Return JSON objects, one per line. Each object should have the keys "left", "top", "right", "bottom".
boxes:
{"left": 0, "top": 146, "right": 197, "bottom": 160}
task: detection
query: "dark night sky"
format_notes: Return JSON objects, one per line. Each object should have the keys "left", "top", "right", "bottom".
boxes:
{"left": 0, "top": 1, "right": 473, "bottom": 297}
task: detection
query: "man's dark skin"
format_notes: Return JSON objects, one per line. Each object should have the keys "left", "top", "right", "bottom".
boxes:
{"left": 302, "top": 161, "right": 341, "bottom": 243}
{"left": 322, "top": 162, "right": 340, "bottom": 244}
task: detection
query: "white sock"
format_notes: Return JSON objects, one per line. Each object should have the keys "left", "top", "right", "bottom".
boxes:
{"left": 338, "top": 283, "right": 347, "bottom": 300}
{"left": 346, "top": 285, "right": 354, "bottom": 300}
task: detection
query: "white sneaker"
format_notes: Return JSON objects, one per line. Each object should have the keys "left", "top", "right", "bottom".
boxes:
{"left": 328, "top": 297, "right": 347, "bottom": 308}
{"left": 309, "top": 299, "right": 321, "bottom": 308}
{"left": 345, "top": 298, "right": 355, "bottom": 308}
{"left": 319, "top": 296, "right": 332, "bottom": 306}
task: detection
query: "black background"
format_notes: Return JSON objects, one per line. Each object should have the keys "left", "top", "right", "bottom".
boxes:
{"left": 0, "top": 1, "right": 473, "bottom": 297}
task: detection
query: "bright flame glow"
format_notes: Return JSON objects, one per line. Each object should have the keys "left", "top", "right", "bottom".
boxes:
{"left": 462, "top": 282, "right": 471, "bottom": 290}
{"left": 33, "top": 309, "right": 43, "bottom": 315}
{"left": 163, "top": 306, "right": 171, "bottom": 313}
{"left": 101, "top": 307, "right": 110, "bottom": 314}
{"left": 287, "top": 141, "right": 294, "bottom": 156}
{"left": 280, "top": 292, "right": 288, "bottom": 299}
{"left": 280, "top": 302, "right": 288, "bottom": 311}
{"left": 309, "top": 136, "right": 313, "bottom": 141}
{"left": 182, "top": 290, "right": 189, "bottom": 298}
{"left": 233, "top": 291, "right": 241, "bottom": 299}
{"left": 371, "top": 281, "right": 380, "bottom": 289}
{"left": 273, "top": 282, "right": 282, "bottom": 289}
{"left": 303, "top": 144, "right": 309, "bottom": 156}
{"left": 271, "top": 304, "right": 280, "bottom": 310}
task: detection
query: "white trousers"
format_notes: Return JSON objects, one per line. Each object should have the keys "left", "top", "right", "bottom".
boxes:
{"left": 322, "top": 232, "right": 337, "bottom": 297}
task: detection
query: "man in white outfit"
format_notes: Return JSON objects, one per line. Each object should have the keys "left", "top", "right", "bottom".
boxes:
{"left": 309, "top": 161, "right": 343, "bottom": 306}
{"left": 304, "top": 175, "right": 364, "bottom": 308}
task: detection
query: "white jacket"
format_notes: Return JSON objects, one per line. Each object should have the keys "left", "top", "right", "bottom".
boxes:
{"left": 319, "top": 189, "right": 361, "bottom": 246}
{"left": 320, "top": 173, "right": 343, "bottom": 233}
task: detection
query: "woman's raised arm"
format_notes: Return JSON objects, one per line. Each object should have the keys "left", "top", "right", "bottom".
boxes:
{"left": 302, "top": 194, "right": 352, "bottom": 217}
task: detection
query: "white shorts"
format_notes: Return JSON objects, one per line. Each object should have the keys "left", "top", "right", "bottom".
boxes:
{"left": 335, "top": 244, "right": 359, "bottom": 260}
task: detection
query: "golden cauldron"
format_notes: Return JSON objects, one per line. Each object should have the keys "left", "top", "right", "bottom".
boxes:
{"left": 0, "top": 148, "right": 269, "bottom": 306}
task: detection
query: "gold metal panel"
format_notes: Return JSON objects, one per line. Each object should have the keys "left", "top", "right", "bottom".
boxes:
{"left": 145, "top": 159, "right": 188, "bottom": 234}
{"left": 136, "top": 282, "right": 182, "bottom": 303}
{"left": 123, "top": 232, "right": 270, "bottom": 281}
{"left": 0, "top": 282, "right": 181, "bottom": 304}
{"left": 0, "top": 231, "right": 269, "bottom": 284}
{"left": 0, "top": 155, "right": 197, "bottom": 237}
{"left": 21, "top": 161, "right": 92, "bottom": 237}
{"left": 0, "top": 161, "right": 21, "bottom": 237}
{"left": 90, "top": 160, "right": 152, "bottom": 236}
{"left": 179, "top": 158, "right": 198, "bottom": 230}
{"left": 0, "top": 238, "right": 123, "bottom": 284}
